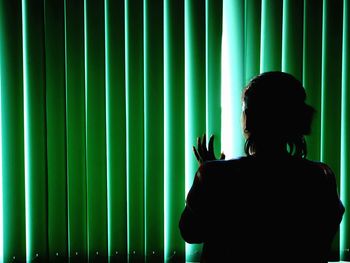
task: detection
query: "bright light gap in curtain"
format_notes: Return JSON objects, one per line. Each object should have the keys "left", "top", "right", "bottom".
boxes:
{"left": 220, "top": 0, "right": 233, "bottom": 159}
{"left": 221, "top": 0, "right": 244, "bottom": 159}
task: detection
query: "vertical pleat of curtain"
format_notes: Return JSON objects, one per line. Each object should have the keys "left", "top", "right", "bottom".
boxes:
{"left": 105, "top": 0, "right": 127, "bottom": 261}
{"left": 45, "top": 0, "right": 67, "bottom": 261}
{"left": 341, "top": 0, "right": 350, "bottom": 259}
{"left": 0, "top": 0, "right": 349, "bottom": 262}
{"left": 65, "top": 0, "right": 88, "bottom": 261}
{"left": 0, "top": 0, "right": 26, "bottom": 262}
{"left": 321, "top": 0, "right": 343, "bottom": 257}
{"left": 184, "top": 0, "right": 205, "bottom": 260}
{"left": 23, "top": 0, "right": 48, "bottom": 261}
{"left": 164, "top": 0, "right": 185, "bottom": 261}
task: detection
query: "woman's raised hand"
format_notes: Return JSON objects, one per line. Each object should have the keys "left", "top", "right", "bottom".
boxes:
{"left": 193, "top": 134, "right": 225, "bottom": 165}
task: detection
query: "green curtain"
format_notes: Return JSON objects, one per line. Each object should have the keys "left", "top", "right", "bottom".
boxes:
{"left": 0, "top": 0, "right": 349, "bottom": 262}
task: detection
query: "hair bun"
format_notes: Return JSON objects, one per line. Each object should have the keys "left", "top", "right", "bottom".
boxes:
{"left": 298, "top": 103, "right": 315, "bottom": 135}
{"left": 243, "top": 71, "right": 315, "bottom": 138}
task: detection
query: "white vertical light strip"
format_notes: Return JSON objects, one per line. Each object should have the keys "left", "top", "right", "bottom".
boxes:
{"left": 124, "top": 0, "right": 130, "bottom": 257}
{"left": 0, "top": 51, "right": 3, "bottom": 262}
{"left": 281, "top": 0, "right": 287, "bottom": 72}
{"left": 63, "top": 0, "right": 71, "bottom": 257}
{"left": 22, "top": 0, "right": 30, "bottom": 259}
{"left": 220, "top": 6, "right": 234, "bottom": 159}
{"left": 184, "top": 1, "right": 190, "bottom": 258}
{"left": 205, "top": 0, "right": 209, "bottom": 138}
{"left": 259, "top": 0, "right": 265, "bottom": 73}
{"left": 83, "top": 0, "right": 89, "bottom": 258}
{"left": 163, "top": 1, "right": 172, "bottom": 259}
{"left": 143, "top": 0, "right": 147, "bottom": 256}
{"left": 221, "top": 0, "right": 244, "bottom": 159}
{"left": 340, "top": 0, "right": 349, "bottom": 256}
{"left": 163, "top": 0, "right": 167, "bottom": 258}
{"left": 184, "top": 0, "right": 189, "bottom": 196}
{"left": 103, "top": 0, "right": 110, "bottom": 258}
{"left": 320, "top": 0, "right": 326, "bottom": 162}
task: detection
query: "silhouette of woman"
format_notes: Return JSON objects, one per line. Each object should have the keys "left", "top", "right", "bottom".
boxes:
{"left": 179, "top": 71, "right": 345, "bottom": 263}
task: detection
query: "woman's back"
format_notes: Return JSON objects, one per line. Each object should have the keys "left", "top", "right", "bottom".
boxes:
{"left": 180, "top": 156, "right": 345, "bottom": 262}
{"left": 179, "top": 72, "right": 345, "bottom": 262}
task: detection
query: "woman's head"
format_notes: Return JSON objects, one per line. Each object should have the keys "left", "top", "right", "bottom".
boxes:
{"left": 242, "top": 71, "right": 315, "bottom": 158}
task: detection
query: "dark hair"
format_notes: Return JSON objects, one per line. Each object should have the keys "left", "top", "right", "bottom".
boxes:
{"left": 242, "top": 71, "right": 315, "bottom": 158}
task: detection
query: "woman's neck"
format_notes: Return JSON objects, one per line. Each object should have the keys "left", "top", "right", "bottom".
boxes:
{"left": 251, "top": 142, "right": 289, "bottom": 157}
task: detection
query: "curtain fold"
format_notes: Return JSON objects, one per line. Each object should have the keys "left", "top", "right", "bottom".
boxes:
{"left": 164, "top": 0, "right": 185, "bottom": 261}
{"left": 244, "top": 0, "right": 261, "bottom": 83}
{"left": 282, "top": 0, "right": 303, "bottom": 79}
{"left": 0, "top": 0, "right": 26, "bottom": 261}
{"left": 0, "top": 0, "right": 349, "bottom": 262}
{"left": 206, "top": 0, "right": 223, "bottom": 159}
{"left": 303, "top": 0, "right": 322, "bottom": 162}
{"left": 105, "top": 0, "right": 128, "bottom": 261}
{"left": 85, "top": 0, "right": 108, "bottom": 260}
{"left": 184, "top": 0, "right": 206, "bottom": 261}
{"left": 45, "top": 0, "right": 68, "bottom": 261}
{"left": 125, "top": 0, "right": 145, "bottom": 261}
{"left": 65, "top": 0, "right": 88, "bottom": 261}
{"left": 144, "top": 0, "right": 164, "bottom": 261}
{"left": 260, "top": 0, "right": 282, "bottom": 72}
{"left": 321, "top": 0, "right": 344, "bottom": 258}
{"left": 23, "top": 0, "right": 48, "bottom": 260}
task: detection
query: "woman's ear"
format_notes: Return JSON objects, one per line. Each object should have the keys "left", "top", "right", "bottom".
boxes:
{"left": 244, "top": 110, "right": 251, "bottom": 130}
{"left": 241, "top": 109, "right": 250, "bottom": 138}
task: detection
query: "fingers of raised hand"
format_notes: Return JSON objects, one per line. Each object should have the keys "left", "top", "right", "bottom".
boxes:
{"left": 201, "top": 134, "right": 208, "bottom": 158}
{"left": 208, "top": 135, "right": 215, "bottom": 159}
{"left": 220, "top": 152, "right": 225, "bottom": 160}
{"left": 193, "top": 133, "right": 224, "bottom": 164}
{"left": 193, "top": 145, "right": 202, "bottom": 164}
{"left": 195, "top": 135, "right": 207, "bottom": 164}
{"left": 194, "top": 134, "right": 221, "bottom": 162}
{"left": 197, "top": 136, "right": 203, "bottom": 158}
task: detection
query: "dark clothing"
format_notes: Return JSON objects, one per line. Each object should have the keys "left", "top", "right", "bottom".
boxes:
{"left": 179, "top": 156, "right": 345, "bottom": 263}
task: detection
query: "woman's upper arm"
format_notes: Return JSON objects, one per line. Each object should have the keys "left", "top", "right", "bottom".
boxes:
{"left": 178, "top": 164, "right": 209, "bottom": 243}
{"left": 319, "top": 164, "right": 345, "bottom": 239}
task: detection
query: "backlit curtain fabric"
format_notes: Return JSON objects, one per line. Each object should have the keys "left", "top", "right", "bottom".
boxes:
{"left": 0, "top": 0, "right": 349, "bottom": 263}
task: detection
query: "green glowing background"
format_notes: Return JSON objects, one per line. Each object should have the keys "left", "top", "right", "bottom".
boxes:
{"left": 0, "top": 0, "right": 349, "bottom": 262}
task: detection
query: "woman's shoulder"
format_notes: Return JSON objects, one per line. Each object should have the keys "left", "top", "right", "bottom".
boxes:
{"left": 297, "top": 158, "right": 335, "bottom": 176}
{"left": 285, "top": 158, "right": 337, "bottom": 189}
{"left": 199, "top": 156, "right": 336, "bottom": 179}
{"left": 198, "top": 157, "right": 249, "bottom": 177}
{"left": 201, "top": 156, "right": 248, "bottom": 169}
